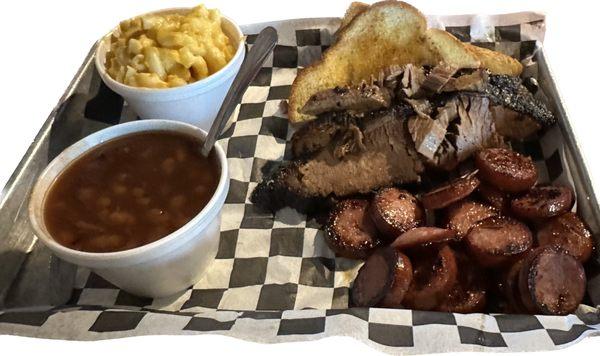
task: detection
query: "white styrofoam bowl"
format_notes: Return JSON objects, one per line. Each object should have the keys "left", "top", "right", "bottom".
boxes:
{"left": 95, "top": 8, "right": 245, "bottom": 131}
{"left": 28, "top": 120, "right": 229, "bottom": 298}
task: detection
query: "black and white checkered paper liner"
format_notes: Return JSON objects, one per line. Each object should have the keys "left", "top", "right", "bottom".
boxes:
{"left": 2, "top": 13, "right": 600, "bottom": 353}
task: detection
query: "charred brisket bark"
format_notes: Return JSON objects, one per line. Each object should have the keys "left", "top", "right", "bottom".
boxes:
{"left": 482, "top": 74, "right": 555, "bottom": 127}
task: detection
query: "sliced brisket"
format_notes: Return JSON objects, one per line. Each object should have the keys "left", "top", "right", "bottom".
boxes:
{"left": 491, "top": 105, "right": 542, "bottom": 140}
{"left": 419, "top": 63, "right": 458, "bottom": 94}
{"left": 407, "top": 99, "right": 454, "bottom": 160}
{"left": 252, "top": 106, "right": 424, "bottom": 213}
{"left": 301, "top": 83, "right": 392, "bottom": 116}
{"left": 290, "top": 111, "right": 358, "bottom": 158}
{"left": 450, "top": 94, "right": 505, "bottom": 167}
{"left": 371, "top": 64, "right": 405, "bottom": 90}
{"left": 254, "top": 65, "right": 556, "bottom": 213}
{"left": 441, "top": 71, "right": 554, "bottom": 131}
{"left": 409, "top": 94, "right": 505, "bottom": 171}
{"left": 291, "top": 104, "right": 415, "bottom": 159}
{"left": 442, "top": 69, "right": 489, "bottom": 92}
{"left": 398, "top": 64, "right": 427, "bottom": 98}
{"left": 404, "top": 98, "right": 433, "bottom": 117}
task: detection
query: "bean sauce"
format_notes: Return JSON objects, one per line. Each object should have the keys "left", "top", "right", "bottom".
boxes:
{"left": 43, "top": 131, "right": 220, "bottom": 253}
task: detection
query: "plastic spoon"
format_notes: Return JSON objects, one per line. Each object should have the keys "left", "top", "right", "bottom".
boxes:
{"left": 200, "top": 26, "right": 278, "bottom": 156}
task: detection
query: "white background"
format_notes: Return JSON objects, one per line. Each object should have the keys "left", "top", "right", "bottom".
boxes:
{"left": 1, "top": 0, "right": 599, "bottom": 354}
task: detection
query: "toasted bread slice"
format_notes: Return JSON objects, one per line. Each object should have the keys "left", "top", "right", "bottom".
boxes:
{"left": 344, "top": 15, "right": 489, "bottom": 72}
{"left": 465, "top": 44, "right": 523, "bottom": 76}
{"left": 338, "top": 16, "right": 482, "bottom": 70}
{"left": 339, "top": 2, "right": 369, "bottom": 32}
{"left": 334, "top": 2, "right": 523, "bottom": 77}
{"left": 424, "top": 29, "right": 480, "bottom": 69}
{"left": 289, "top": 1, "right": 480, "bottom": 123}
{"left": 339, "top": 16, "right": 482, "bottom": 70}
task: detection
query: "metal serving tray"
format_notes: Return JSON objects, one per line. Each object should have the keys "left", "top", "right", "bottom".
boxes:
{"left": 1, "top": 16, "right": 599, "bottom": 353}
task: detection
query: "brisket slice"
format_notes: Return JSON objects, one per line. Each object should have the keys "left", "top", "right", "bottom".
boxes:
{"left": 450, "top": 94, "right": 505, "bottom": 165}
{"left": 370, "top": 64, "right": 405, "bottom": 91}
{"left": 491, "top": 105, "right": 541, "bottom": 140}
{"left": 418, "top": 63, "right": 458, "bottom": 94}
{"left": 404, "top": 98, "right": 433, "bottom": 117}
{"left": 252, "top": 106, "right": 424, "bottom": 213}
{"left": 300, "top": 83, "right": 392, "bottom": 116}
{"left": 398, "top": 64, "right": 427, "bottom": 98}
{"left": 290, "top": 111, "right": 358, "bottom": 158}
{"left": 408, "top": 94, "right": 505, "bottom": 171}
{"left": 300, "top": 109, "right": 423, "bottom": 197}
{"left": 290, "top": 104, "right": 415, "bottom": 159}
{"left": 407, "top": 99, "right": 454, "bottom": 160}
{"left": 404, "top": 70, "right": 555, "bottom": 155}
{"left": 439, "top": 71, "right": 554, "bottom": 132}
{"left": 442, "top": 69, "right": 489, "bottom": 92}
{"left": 250, "top": 161, "right": 327, "bottom": 214}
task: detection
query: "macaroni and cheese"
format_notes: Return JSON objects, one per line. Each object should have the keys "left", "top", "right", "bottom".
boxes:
{"left": 105, "top": 5, "right": 237, "bottom": 89}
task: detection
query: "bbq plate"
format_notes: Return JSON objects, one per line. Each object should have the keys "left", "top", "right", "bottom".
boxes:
{"left": 1, "top": 14, "right": 600, "bottom": 353}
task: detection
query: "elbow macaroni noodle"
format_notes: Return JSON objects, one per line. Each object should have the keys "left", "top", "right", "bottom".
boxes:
{"left": 105, "top": 4, "right": 237, "bottom": 89}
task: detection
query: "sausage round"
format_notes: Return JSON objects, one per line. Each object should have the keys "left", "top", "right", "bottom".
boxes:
{"left": 402, "top": 244, "right": 459, "bottom": 311}
{"left": 478, "top": 183, "right": 511, "bottom": 213}
{"left": 465, "top": 216, "right": 533, "bottom": 267}
{"left": 475, "top": 148, "right": 538, "bottom": 193}
{"left": 369, "top": 188, "right": 424, "bottom": 240}
{"left": 438, "top": 287, "right": 487, "bottom": 314}
{"left": 537, "top": 212, "right": 594, "bottom": 263}
{"left": 511, "top": 185, "right": 574, "bottom": 220}
{"left": 503, "top": 258, "right": 529, "bottom": 313}
{"left": 519, "top": 246, "right": 586, "bottom": 315}
{"left": 391, "top": 227, "right": 457, "bottom": 250}
{"left": 325, "top": 199, "right": 381, "bottom": 259}
{"left": 517, "top": 255, "right": 540, "bottom": 313}
{"left": 437, "top": 252, "right": 487, "bottom": 313}
{"left": 445, "top": 200, "right": 497, "bottom": 238}
{"left": 351, "top": 247, "right": 397, "bottom": 307}
{"left": 421, "top": 171, "right": 480, "bottom": 210}
{"left": 379, "top": 251, "right": 413, "bottom": 308}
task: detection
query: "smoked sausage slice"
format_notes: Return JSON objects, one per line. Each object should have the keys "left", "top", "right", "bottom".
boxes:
{"left": 517, "top": 247, "right": 549, "bottom": 313}
{"left": 325, "top": 199, "right": 381, "bottom": 260}
{"left": 465, "top": 216, "right": 533, "bottom": 267}
{"left": 519, "top": 246, "right": 586, "bottom": 315}
{"left": 445, "top": 200, "right": 497, "bottom": 238}
{"left": 421, "top": 171, "right": 480, "bottom": 210}
{"left": 478, "top": 183, "right": 511, "bottom": 213}
{"left": 438, "top": 286, "right": 487, "bottom": 314}
{"left": 503, "top": 258, "right": 529, "bottom": 313}
{"left": 379, "top": 251, "right": 413, "bottom": 308}
{"left": 475, "top": 148, "right": 537, "bottom": 193}
{"left": 437, "top": 252, "right": 487, "bottom": 313}
{"left": 391, "top": 227, "right": 457, "bottom": 250}
{"left": 402, "top": 244, "right": 459, "bottom": 310}
{"left": 351, "top": 247, "right": 397, "bottom": 307}
{"left": 537, "top": 212, "right": 594, "bottom": 263}
{"left": 369, "top": 188, "right": 424, "bottom": 240}
{"left": 511, "top": 185, "right": 574, "bottom": 220}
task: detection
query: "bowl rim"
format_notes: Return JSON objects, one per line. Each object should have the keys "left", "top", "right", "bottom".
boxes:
{"left": 94, "top": 7, "right": 245, "bottom": 94}
{"left": 28, "top": 119, "right": 229, "bottom": 263}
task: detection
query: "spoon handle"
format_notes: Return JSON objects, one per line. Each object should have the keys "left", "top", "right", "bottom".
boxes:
{"left": 201, "top": 27, "right": 278, "bottom": 156}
